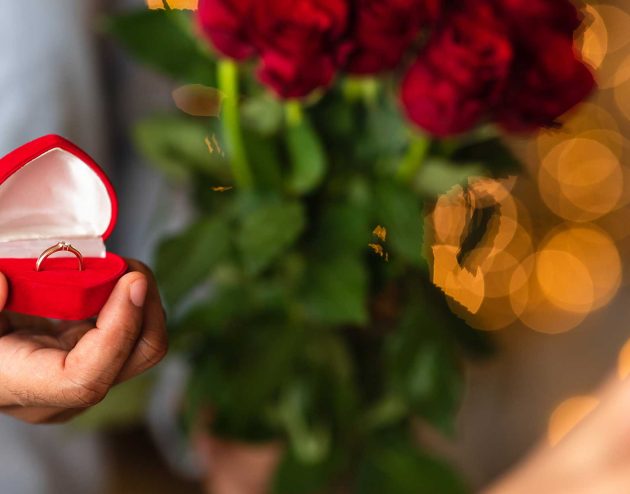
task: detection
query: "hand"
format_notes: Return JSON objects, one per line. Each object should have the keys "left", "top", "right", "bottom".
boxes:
{"left": 486, "top": 376, "right": 630, "bottom": 494}
{"left": 0, "top": 260, "right": 168, "bottom": 424}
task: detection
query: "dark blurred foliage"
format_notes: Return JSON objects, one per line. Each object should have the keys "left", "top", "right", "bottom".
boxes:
{"left": 107, "top": 8, "right": 522, "bottom": 493}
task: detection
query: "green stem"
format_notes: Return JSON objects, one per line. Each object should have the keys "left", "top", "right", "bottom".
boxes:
{"left": 342, "top": 77, "right": 379, "bottom": 106}
{"left": 285, "top": 99, "right": 304, "bottom": 127}
{"left": 396, "top": 134, "right": 430, "bottom": 183}
{"left": 218, "top": 59, "right": 254, "bottom": 189}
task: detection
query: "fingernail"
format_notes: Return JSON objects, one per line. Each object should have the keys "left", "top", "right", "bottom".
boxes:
{"left": 129, "top": 278, "right": 148, "bottom": 308}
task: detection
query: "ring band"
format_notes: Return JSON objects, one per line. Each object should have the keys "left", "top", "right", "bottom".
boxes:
{"left": 36, "top": 242, "right": 84, "bottom": 272}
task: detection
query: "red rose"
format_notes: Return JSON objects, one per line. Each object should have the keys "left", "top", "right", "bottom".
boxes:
{"left": 491, "top": 0, "right": 595, "bottom": 130}
{"left": 253, "top": 0, "right": 349, "bottom": 98}
{"left": 258, "top": 51, "right": 336, "bottom": 99}
{"left": 401, "top": 4, "right": 513, "bottom": 136}
{"left": 493, "top": 0, "right": 582, "bottom": 36}
{"left": 341, "top": 0, "right": 442, "bottom": 75}
{"left": 401, "top": 64, "right": 485, "bottom": 137}
{"left": 401, "top": 0, "right": 594, "bottom": 136}
{"left": 497, "top": 31, "right": 595, "bottom": 131}
{"left": 197, "top": 0, "right": 256, "bottom": 60}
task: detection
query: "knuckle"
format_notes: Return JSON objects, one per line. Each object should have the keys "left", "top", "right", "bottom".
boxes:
{"left": 141, "top": 333, "right": 169, "bottom": 368}
{"left": 62, "top": 379, "right": 108, "bottom": 408}
{"left": 128, "top": 259, "right": 154, "bottom": 278}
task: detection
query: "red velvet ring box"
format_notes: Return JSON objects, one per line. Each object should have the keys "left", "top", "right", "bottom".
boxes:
{"left": 0, "top": 135, "right": 127, "bottom": 320}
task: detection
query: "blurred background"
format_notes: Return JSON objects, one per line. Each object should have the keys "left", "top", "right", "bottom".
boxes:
{"left": 1, "top": 0, "right": 629, "bottom": 493}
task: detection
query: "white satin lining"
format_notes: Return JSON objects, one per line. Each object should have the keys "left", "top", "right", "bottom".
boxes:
{"left": 0, "top": 148, "right": 110, "bottom": 258}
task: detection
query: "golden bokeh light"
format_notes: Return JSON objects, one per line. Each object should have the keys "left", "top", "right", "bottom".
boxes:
{"left": 432, "top": 245, "right": 485, "bottom": 314}
{"left": 618, "top": 338, "right": 630, "bottom": 379}
{"left": 536, "top": 249, "right": 594, "bottom": 314}
{"left": 540, "top": 225, "right": 621, "bottom": 311}
{"left": 146, "top": 0, "right": 198, "bottom": 9}
{"left": 453, "top": 258, "right": 533, "bottom": 331}
{"left": 574, "top": 129, "right": 625, "bottom": 159}
{"left": 432, "top": 187, "right": 468, "bottom": 247}
{"left": 429, "top": 177, "right": 535, "bottom": 328}
{"left": 510, "top": 253, "right": 588, "bottom": 334}
{"left": 508, "top": 224, "right": 621, "bottom": 334}
{"left": 598, "top": 205, "right": 630, "bottom": 244}
{"left": 534, "top": 103, "right": 620, "bottom": 161}
{"left": 172, "top": 85, "right": 225, "bottom": 117}
{"left": 613, "top": 55, "right": 630, "bottom": 121}
{"left": 539, "top": 138, "right": 623, "bottom": 222}
{"left": 595, "top": 5, "right": 630, "bottom": 56}
{"left": 548, "top": 396, "right": 599, "bottom": 447}
{"left": 578, "top": 4, "right": 608, "bottom": 70}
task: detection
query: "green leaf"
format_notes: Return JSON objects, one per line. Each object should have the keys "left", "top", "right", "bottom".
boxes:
{"left": 237, "top": 201, "right": 306, "bottom": 275}
{"left": 416, "top": 159, "right": 484, "bottom": 197}
{"left": 276, "top": 383, "right": 332, "bottom": 464}
{"left": 156, "top": 217, "right": 231, "bottom": 307}
{"left": 171, "top": 282, "right": 250, "bottom": 349}
{"left": 272, "top": 447, "right": 346, "bottom": 494}
{"left": 106, "top": 9, "right": 216, "bottom": 85}
{"left": 313, "top": 202, "right": 371, "bottom": 255}
{"left": 365, "top": 97, "right": 409, "bottom": 158}
{"left": 195, "top": 322, "right": 302, "bottom": 441}
{"left": 241, "top": 94, "right": 285, "bottom": 136}
{"left": 452, "top": 137, "right": 522, "bottom": 176}
{"left": 242, "top": 127, "right": 283, "bottom": 191}
{"left": 134, "top": 115, "right": 225, "bottom": 180}
{"left": 357, "top": 438, "right": 469, "bottom": 494}
{"left": 387, "top": 304, "right": 463, "bottom": 435}
{"left": 286, "top": 116, "right": 327, "bottom": 194}
{"left": 301, "top": 255, "right": 368, "bottom": 326}
{"left": 373, "top": 181, "right": 425, "bottom": 267}
{"left": 424, "top": 282, "right": 496, "bottom": 360}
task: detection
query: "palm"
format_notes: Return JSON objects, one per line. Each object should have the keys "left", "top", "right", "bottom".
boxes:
{"left": 1, "top": 315, "right": 82, "bottom": 352}
{"left": 0, "top": 259, "right": 167, "bottom": 424}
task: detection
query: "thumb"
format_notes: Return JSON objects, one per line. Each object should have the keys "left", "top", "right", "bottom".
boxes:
{"left": 63, "top": 272, "right": 147, "bottom": 393}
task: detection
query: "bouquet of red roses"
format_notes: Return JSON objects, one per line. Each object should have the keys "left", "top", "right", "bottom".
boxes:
{"left": 199, "top": 0, "right": 593, "bottom": 135}
{"left": 110, "top": 1, "right": 595, "bottom": 492}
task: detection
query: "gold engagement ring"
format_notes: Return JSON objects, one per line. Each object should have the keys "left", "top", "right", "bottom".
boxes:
{"left": 36, "top": 242, "right": 84, "bottom": 272}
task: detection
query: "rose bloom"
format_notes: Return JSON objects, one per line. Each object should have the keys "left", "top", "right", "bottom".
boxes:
{"left": 341, "top": 0, "right": 442, "bottom": 75}
{"left": 197, "top": 0, "right": 257, "bottom": 60}
{"left": 401, "top": 3, "right": 512, "bottom": 136}
{"left": 402, "top": 0, "right": 594, "bottom": 136}
{"left": 493, "top": 0, "right": 582, "bottom": 36}
{"left": 494, "top": 0, "right": 594, "bottom": 131}
{"left": 252, "top": 0, "right": 349, "bottom": 98}
{"left": 258, "top": 51, "right": 338, "bottom": 99}
{"left": 497, "top": 30, "right": 595, "bottom": 132}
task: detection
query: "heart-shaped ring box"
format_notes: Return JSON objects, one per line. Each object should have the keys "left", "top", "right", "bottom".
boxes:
{"left": 0, "top": 135, "right": 127, "bottom": 320}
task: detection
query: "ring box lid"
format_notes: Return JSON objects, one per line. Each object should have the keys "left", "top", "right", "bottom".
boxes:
{"left": 0, "top": 135, "right": 118, "bottom": 258}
